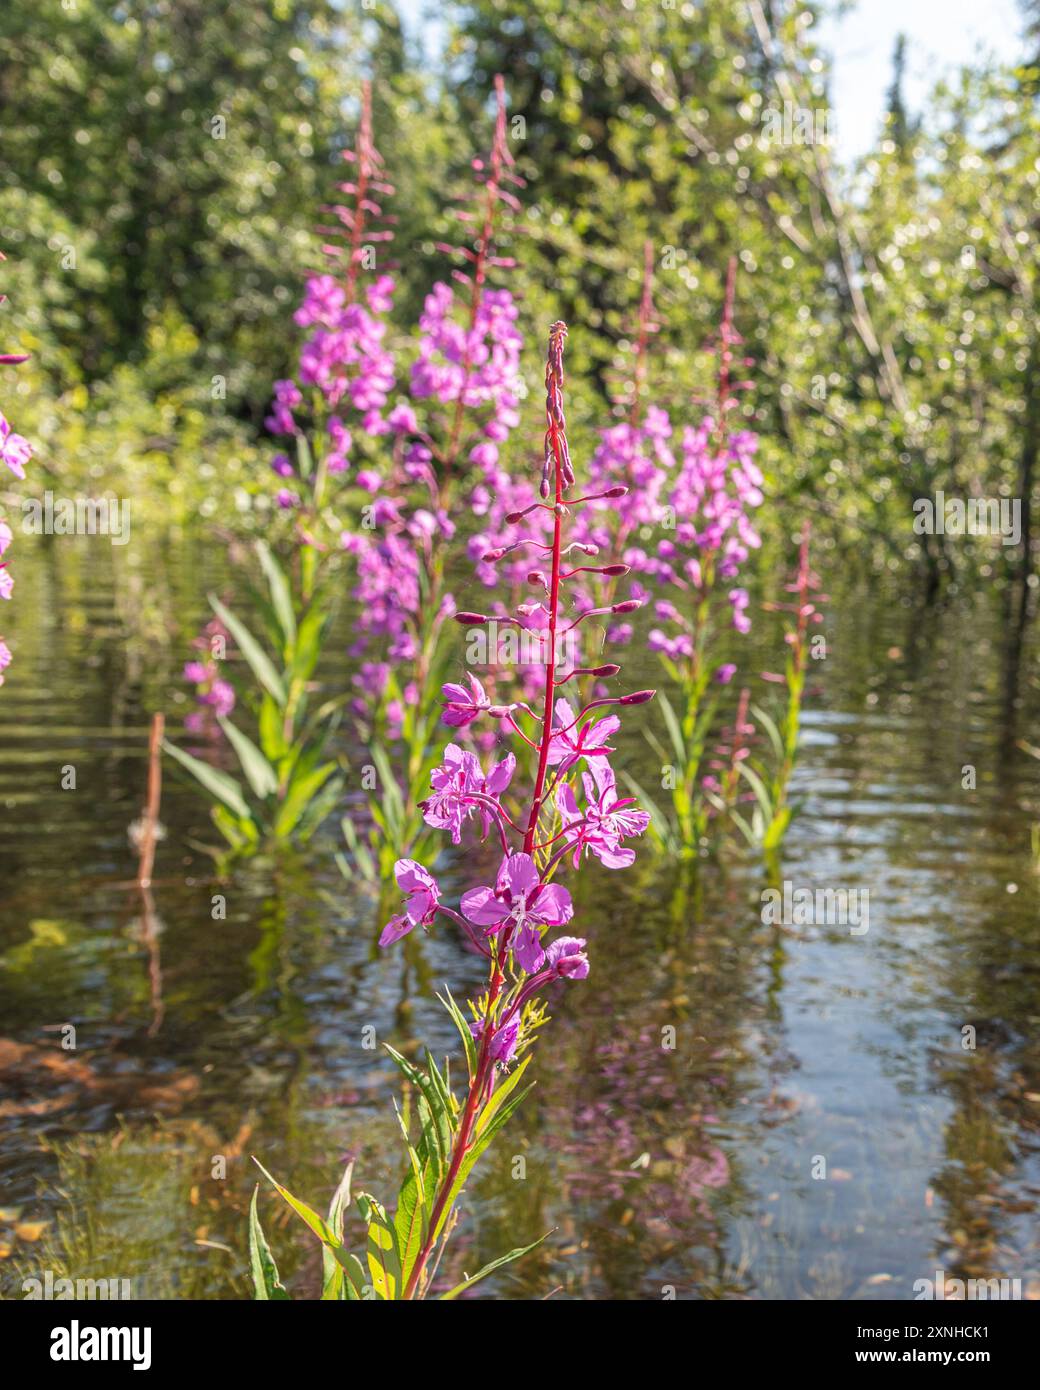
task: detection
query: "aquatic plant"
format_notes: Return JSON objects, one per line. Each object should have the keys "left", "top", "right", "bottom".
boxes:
{"left": 264, "top": 78, "right": 399, "bottom": 584}
{"left": 164, "top": 536, "right": 346, "bottom": 852}
{"left": 735, "top": 520, "right": 826, "bottom": 857}
{"left": 166, "top": 80, "right": 524, "bottom": 864}
{"left": 163, "top": 82, "right": 397, "bottom": 852}
{"left": 536, "top": 255, "right": 763, "bottom": 858}
{"left": 249, "top": 320, "right": 655, "bottom": 1299}
{"left": 338, "top": 74, "right": 525, "bottom": 883}
{"left": 0, "top": 249, "right": 33, "bottom": 687}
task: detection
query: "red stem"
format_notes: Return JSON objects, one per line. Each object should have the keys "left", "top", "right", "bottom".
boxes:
{"left": 343, "top": 81, "right": 375, "bottom": 307}
{"left": 523, "top": 481, "right": 563, "bottom": 854}
{"left": 403, "top": 323, "right": 569, "bottom": 1300}
{"left": 441, "top": 75, "right": 509, "bottom": 483}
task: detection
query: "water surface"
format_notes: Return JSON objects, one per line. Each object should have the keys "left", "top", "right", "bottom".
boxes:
{"left": 2, "top": 538, "right": 1039, "bottom": 1300}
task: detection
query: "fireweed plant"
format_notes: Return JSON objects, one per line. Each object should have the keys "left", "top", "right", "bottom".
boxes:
{"left": 0, "top": 249, "right": 33, "bottom": 686}
{"left": 629, "top": 261, "right": 766, "bottom": 857}
{"left": 463, "top": 247, "right": 661, "bottom": 691}
{"left": 734, "top": 521, "right": 827, "bottom": 859}
{"left": 249, "top": 322, "right": 656, "bottom": 1300}
{"left": 338, "top": 74, "right": 525, "bottom": 884}
{"left": 162, "top": 84, "right": 399, "bottom": 850}
{"left": 523, "top": 253, "right": 764, "bottom": 859}
{"left": 166, "top": 79, "right": 527, "bottom": 865}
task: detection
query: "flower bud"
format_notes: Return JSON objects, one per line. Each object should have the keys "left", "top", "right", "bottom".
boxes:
{"left": 611, "top": 599, "right": 643, "bottom": 613}
{"left": 619, "top": 689, "right": 656, "bottom": 705}
{"left": 487, "top": 703, "right": 518, "bottom": 718}
{"left": 454, "top": 611, "right": 489, "bottom": 625}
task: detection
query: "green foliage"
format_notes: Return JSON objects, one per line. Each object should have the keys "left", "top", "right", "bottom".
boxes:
{"left": 248, "top": 997, "right": 544, "bottom": 1300}
{"left": 164, "top": 541, "right": 345, "bottom": 852}
{"left": 446, "top": 0, "right": 1040, "bottom": 582}
{"left": 0, "top": 0, "right": 363, "bottom": 402}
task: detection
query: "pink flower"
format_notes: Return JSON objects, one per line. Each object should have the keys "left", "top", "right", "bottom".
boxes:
{"left": 441, "top": 673, "right": 491, "bottom": 727}
{"left": 1, "top": 430, "right": 31, "bottom": 479}
{"left": 461, "top": 852, "right": 573, "bottom": 973}
{"left": 556, "top": 761, "right": 650, "bottom": 869}
{"left": 470, "top": 1015, "right": 520, "bottom": 1063}
{"left": 546, "top": 697, "right": 619, "bottom": 773}
{"left": 544, "top": 936, "right": 590, "bottom": 979}
{"left": 387, "top": 403, "right": 418, "bottom": 435}
{"left": 208, "top": 679, "right": 236, "bottom": 717}
{"left": 421, "top": 743, "right": 515, "bottom": 844}
{"left": 265, "top": 379, "right": 302, "bottom": 435}
{"left": 379, "top": 859, "right": 442, "bottom": 947}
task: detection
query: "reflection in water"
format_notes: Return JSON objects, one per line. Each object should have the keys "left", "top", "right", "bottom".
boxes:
{"left": 1, "top": 542, "right": 1040, "bottom": 1299}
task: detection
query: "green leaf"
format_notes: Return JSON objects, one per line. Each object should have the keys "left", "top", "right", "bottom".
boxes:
{"left": 728, "top": 808, "right": 758, "bottom": 847}
{"left": 254, "top": 1158, "right": 370, "bottom": 1297}
{"left": 163, "top": 738, "right": 253, "bottom": 822}
{"left": 423, "top": 1048, "right": 457, "bottom": 1122}
{"left": 254, "top": 1159, "right": 340, "bottom": 1246}
{"left": 657, "top": 692, "right": 688, "bottom": 767}
{"left": 763, "top": 805, "right": 794, "bottom": 850}
{"left": 440, "top": 1230, "right": 553, "bottom": 1300}
{"left": 211, "top": 804, "right": 259, "bottom": 850}
{"left": 217, "top": 717, "right": 278, "bottom": 799}
{"left": 356, "top": 1192, "right": 402, "bottom": 1301}
{"left": 475, "top": 1054, "right": 532, "bottom": 1140}
{"left": 328, "top": 1161, "right": 353, "bottom": 1239}
{"left": 338, "top": 820, "right": 377, "bottom": 881}
{"left": 392, "top": 1160, "right": 427, "bottom": 1291}
{"left": 210, "top": 595, "right": 286, "bottom": 705}
{"left": 321, "top": 1162, "right": 355, "bottom": 1301}
{"left": 256, "top": 540, "right": 297, "bottom": 648}
{"left": 435, "top": 1080, "right": 535, "bottom": 1242}
{"left": 369, "top": 743, "right": 405, "bottom": 834}
{"left": 295, "top": 430, "right": 314, "bottom": 481}
{"left": 249, "top": 1186, "right": 289, "bottom": 1301}
{"left": 438, "top": 989, "right": 477, "bottom": 1081}
{"left": 385, "top": 1045, "right": 451, "bottom": 1172}
{"left": 296, "top": 774, "right": 345, "bottom": 844}
{"left": 750, "top": 702, "right": 784, "bottom": 764}
{"left": 292, "top": 602, "right": 328, "bottom": 684}
{"left": 273, "top": 759, "right": 338, "bottom": 839}
{"left": 622, "top": 769, "right": 679, "bottom": 854}
{"left": 258, "top": 693, "right": 290, "bottom": 764}
{"left": 736, "top": 759, "right": 775, "bottom": 821}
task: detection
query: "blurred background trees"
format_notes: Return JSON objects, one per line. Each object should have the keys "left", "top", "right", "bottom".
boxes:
{"left": 2, "top": 0, "right": 1038, "bottom": 593}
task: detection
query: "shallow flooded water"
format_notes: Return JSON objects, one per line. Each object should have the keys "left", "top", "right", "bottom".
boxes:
{"left": 2, "top": 537, "right": 1039, "bottom": 1300}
